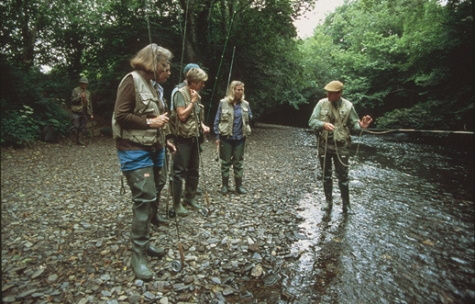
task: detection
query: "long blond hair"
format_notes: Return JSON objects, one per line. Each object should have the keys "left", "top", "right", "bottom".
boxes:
{"left": 225, "top": 81, "right": 245, "bottom": 104}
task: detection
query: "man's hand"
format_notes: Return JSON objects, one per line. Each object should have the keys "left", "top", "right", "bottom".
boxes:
{"left": 323, "top": 122, "right": 335, "bottom": 131}
{"left": 359, "top": 115, "right": 373, "bottom": 128}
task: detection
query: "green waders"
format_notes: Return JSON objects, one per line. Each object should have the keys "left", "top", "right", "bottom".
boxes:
{"left": 172, "top": 137, "right": 201, "bottom": 215}
{"left": 150, "top": 166, "right": 170, "bottom": 226}
{"left": 320, "top": 151, "right": 352, "bottom": 214}
{"left": 220, "top": 138, "right": 247, "bottom": 194}
{"left": 123, "top": 167, "right": 165, "bottom": 280}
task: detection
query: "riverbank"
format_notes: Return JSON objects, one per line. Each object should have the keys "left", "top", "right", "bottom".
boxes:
{"left": 2, "top": 123, "right": 473, "bottom": 304}
{"left": 1, "top": 123, "right": 320, "bottom": 303}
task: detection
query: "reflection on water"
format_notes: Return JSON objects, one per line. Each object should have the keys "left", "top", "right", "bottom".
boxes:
{"left": 286, "top": 133, "right": 474, "bottom": 303}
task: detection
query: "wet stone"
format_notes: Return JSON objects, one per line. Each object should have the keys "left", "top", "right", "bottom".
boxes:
{"left": 47, "top": 274, "right": 58, "bottom": 282}
{"left": 143, "top": 291, "right": 156, "bottom": 301}
{"left": 128, "top": 293, "right": 141, "bottom": 303}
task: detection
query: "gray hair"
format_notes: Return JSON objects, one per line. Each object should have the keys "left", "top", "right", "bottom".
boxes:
{"left": 130, "top": 43, "right": 173, "bottom": 74}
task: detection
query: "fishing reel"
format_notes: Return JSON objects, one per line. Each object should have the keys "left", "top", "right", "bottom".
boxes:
{"left": 171, "top": 260, "right": 182, "bottom": 272}
{"left": 199, "top": 207, "right": 209, "bottom": 217}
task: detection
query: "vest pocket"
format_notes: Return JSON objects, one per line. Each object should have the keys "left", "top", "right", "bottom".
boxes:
{"left": 220, "top": 109, "right": 231, "bottom": 121}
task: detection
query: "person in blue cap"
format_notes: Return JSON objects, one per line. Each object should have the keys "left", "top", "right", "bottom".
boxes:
{"left": 170, "top": 63, "right": 200, "bottom": 110}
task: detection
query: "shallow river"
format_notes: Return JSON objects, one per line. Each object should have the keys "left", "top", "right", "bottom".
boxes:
{"left": 279, "top": 132, "right": 474, "bottom": 303}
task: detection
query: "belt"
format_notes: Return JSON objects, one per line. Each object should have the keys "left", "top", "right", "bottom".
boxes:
{"left": 176, "top": 136, "right": 198, "bottom": 143}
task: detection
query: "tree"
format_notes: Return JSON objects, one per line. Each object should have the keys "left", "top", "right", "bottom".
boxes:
{"left": 300, "top": 0, "right": 473, "bottom": 131}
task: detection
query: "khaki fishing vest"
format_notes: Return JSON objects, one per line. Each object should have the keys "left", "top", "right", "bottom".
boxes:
{"left": 172, "top": 86, "right": 203, "bottom": 138}
{"left": 217, "top": 99, "right": 252, "bottom": 137}
{"left": 319, "top": 98, "right": 353, "bottom": 144}
{"left": 112, "top": 71, "right": 163, "bottom": 146}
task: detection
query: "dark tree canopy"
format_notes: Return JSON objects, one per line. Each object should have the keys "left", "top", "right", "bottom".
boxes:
{"left": 1, "top": 0, "right": 473, "bottom": 146}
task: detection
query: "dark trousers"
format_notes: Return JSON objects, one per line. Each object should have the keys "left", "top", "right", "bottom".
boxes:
{"left": 172, "top": 137, "right": 200, "bottom": 201}
{"left": 220, "top": 137, "right": 246, "bottom": 179}
{"left": 71, "top": 112, "right": 87, "bottom": 134}
{"left": 319, "top": 151, "right": 349, "bottom": 203}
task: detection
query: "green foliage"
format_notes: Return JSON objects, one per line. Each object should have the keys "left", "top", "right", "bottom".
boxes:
{"left": 300, "top": 0, "right": 473, "bottom": 131}
{"left": 0, "top": 58, "right": 70, "bottom": 147}
{"left": 2, "top": 0, "right": 472, "bottom": 135}
{"left": 0, "top": 104, "right": 40, "bottom": 146}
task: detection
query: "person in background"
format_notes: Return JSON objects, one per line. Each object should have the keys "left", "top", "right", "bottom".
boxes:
{"left": 112, "top": 43, "right": 174, "bottom": 280}
{"left": 171, "top": 67, "right": 210, "bottom": 216}
{"left": 308, "top": 80, "right": 373, "bottom": 214}
{"left": 213, "top": 81, "right": 252, "bottom": 194}
{"left": 70, "top": 77, "right": 93, "bottom": 145}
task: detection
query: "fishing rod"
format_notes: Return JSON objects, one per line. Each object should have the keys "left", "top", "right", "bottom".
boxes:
{"left": 227, "top": 46, "right": 236, "bottom": 89}
{"left": 178, "top": 0, "right": 190, "bottom": 83}
{"left": 144, "top": 0, "right": 186, "bottom": 273}
{"left": 303, "top": 127, "right": 474, "bottom": 148}
{"left": 206, "top": 10, "right": 236, "bottom": 122}
{"left": 363, "top": 128, "right": 474, "bottom": 135}
{"left": 192, "top": 97, "right": 211, "bottom": 217}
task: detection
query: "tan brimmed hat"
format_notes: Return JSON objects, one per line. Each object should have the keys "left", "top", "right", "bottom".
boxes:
{"left": 324, "top": 80, "right": 343, "bottom": 92}
{"left": 79, "top": 77, "right": 89, "bottom": 84}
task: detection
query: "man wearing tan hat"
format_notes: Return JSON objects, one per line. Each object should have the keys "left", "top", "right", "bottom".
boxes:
{"left": 70, "top": 77, "right": 94, "bottom": 145}
{"left": 308, "top": 80, "right": 373, "bottom": 214}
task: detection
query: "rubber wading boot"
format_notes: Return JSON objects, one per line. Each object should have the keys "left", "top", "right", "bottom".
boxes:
{"left": 184, "top": 197, "right": 202, "bottom": 210}
{"left": 146, "top": 244, "right": 166, "bottom": 258}
{"left": 150, "top": 195, "right": 170, "bottom": 227}
{"left": 130, "top": 201, "right": 154, "bottom": 280}
{"left": 220, "top": 176, "right": 229, "bottom": 194}
{"left": 235, "top": 178, "right": 247, "bottom": 194}
{"left": 321, "top": 200, "right": 332, "bottom": 212}
{"left": 172, "top": 182, "right": 189, "bottom": 217}
{"left": 322, "top": 181, "right": 333, "bottom": 211}
{"left": 342, "top": 200, "right": 353, "bottom": 214}
{"left": 76, "top": 131, "right": 85, "bottom": 146}
{"left": 341, "top": 183, "right": 354, "bottom": 214}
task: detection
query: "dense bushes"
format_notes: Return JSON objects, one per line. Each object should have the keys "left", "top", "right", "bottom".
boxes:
{"left": 0, "top": 59, "right": 70, "bottom": 147}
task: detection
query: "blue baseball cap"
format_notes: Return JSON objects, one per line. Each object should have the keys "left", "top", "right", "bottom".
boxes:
{"left": 183, "top": 63, "right": 200, "bottom": 75}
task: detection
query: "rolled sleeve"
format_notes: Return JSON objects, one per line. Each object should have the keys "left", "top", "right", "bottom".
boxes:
{"left": 308, "top": 101, "right": 325, "bottom": 131}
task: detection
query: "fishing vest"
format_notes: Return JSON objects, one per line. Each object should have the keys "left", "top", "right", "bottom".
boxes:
{"left": 319, "top": 97, "right": 353, "bottom": 144}
{"left": 217, "top": 99, "right": 252, "bottom": 137}
{"left": 112, "top": 71, "right": 163, "bottom": 146}
{"left": 172, "top": 86, "right": 203, "bottom": 138}
{"left": 71, "top": 87, "right": 92, "bottom": 115}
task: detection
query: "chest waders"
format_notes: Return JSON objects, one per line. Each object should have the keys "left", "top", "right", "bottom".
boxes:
{"left": 123, "top": 165, "right": 166, "bottom": 280}
{"left": 320, "top": 104, "right": 353, "bottom": 214}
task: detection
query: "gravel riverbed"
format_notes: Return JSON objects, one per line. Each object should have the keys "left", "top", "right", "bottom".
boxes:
{"left": 1, "top": 123, "right": 320, "bottom": 304}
